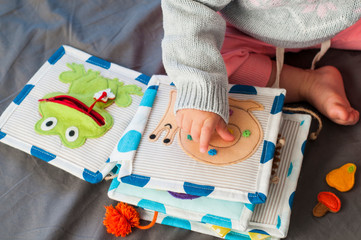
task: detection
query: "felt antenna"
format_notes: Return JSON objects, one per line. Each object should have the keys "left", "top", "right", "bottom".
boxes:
{"left": 88, "top": 91, "right": 107, "bottom": 113}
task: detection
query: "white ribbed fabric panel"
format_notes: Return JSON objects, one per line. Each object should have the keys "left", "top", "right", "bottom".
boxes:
{"left": 251, "top": 117, "right": 302, "bottom": 225}
{"left": 1, "top": 54, "right": 144, "bottom": 172}
{"left": 131, "top": 83, "right": 278, "bottom": 192}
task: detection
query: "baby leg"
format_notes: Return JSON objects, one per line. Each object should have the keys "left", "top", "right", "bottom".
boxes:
{"left": 222, "top": 22, "right": 360, "bottom": 126}
{"left": 222, "top": 47, "right": 359, "bottom": 125}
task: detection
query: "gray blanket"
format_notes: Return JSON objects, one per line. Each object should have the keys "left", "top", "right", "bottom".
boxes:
{"left": 1, "top": 1, "right": 360, "bottom": 239}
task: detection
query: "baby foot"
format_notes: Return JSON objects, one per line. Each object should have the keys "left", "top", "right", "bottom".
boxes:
{"left": 303, "top": 66, "right": 359, "bottom": 125}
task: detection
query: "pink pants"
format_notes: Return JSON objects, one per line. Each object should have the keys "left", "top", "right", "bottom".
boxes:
{"left": 221, "top": 19, "right": 361, "bottom": 87}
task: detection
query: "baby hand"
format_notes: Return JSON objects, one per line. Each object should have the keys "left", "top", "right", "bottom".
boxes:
{"left": 176, "top": 109, "right": 234, "bottom": 153}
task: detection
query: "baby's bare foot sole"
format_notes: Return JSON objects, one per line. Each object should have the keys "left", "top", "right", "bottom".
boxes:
{"left": 303, "top": 66, "right": 359, "bottom": 125}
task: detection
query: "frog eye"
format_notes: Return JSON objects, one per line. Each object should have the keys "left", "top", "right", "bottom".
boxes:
{"left": 41, "top": 117, "right": 57, "bottom": 131}
{"left": 65, "top": 126, "right": 79, "bottom": 142}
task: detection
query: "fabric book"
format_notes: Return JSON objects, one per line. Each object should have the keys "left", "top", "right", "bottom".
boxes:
{"left": 0, "top": 45, "right": 312, "bottom": 240}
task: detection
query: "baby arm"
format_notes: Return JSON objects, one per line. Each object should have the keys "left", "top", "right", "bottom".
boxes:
{"left": 161, "top": 0, "right": 233, "bottom": 152}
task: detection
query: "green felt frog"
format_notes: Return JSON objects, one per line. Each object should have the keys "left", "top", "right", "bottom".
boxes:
{"left": 35, "top": 63, "right": 143, "bottom": 148}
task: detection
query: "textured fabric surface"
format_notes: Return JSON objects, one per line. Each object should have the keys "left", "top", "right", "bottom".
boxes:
{"left": 1, "top": 1, "right": 361, "bottom": 240}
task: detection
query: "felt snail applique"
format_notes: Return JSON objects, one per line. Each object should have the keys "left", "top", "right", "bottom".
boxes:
{"left": 35, "top": 63, "right": 143, "bottom": 148}
{"left": 149, "top": 90, "right": 264, "bottom": 165}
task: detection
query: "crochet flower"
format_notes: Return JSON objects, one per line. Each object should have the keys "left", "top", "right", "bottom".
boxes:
{"left": 303, "top": 1, "right": 337, "bottom": 18}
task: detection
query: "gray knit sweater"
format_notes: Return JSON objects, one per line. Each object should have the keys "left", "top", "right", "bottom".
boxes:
{"left": 161, "top": 0, "right": 361, "bottom": 123}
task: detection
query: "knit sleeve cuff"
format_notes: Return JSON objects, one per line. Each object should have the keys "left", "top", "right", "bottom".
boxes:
{"left": 174, "top": 81, "right": 230, "bottom": 123}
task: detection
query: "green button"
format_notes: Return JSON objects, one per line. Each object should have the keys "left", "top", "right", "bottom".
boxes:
{"left": 243, "top": 130, "right": 251, "bottom": 137}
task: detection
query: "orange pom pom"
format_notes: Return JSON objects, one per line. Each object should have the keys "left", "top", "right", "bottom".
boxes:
{"left": 103, "top": 202, "right": 140, "bottom": 237}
